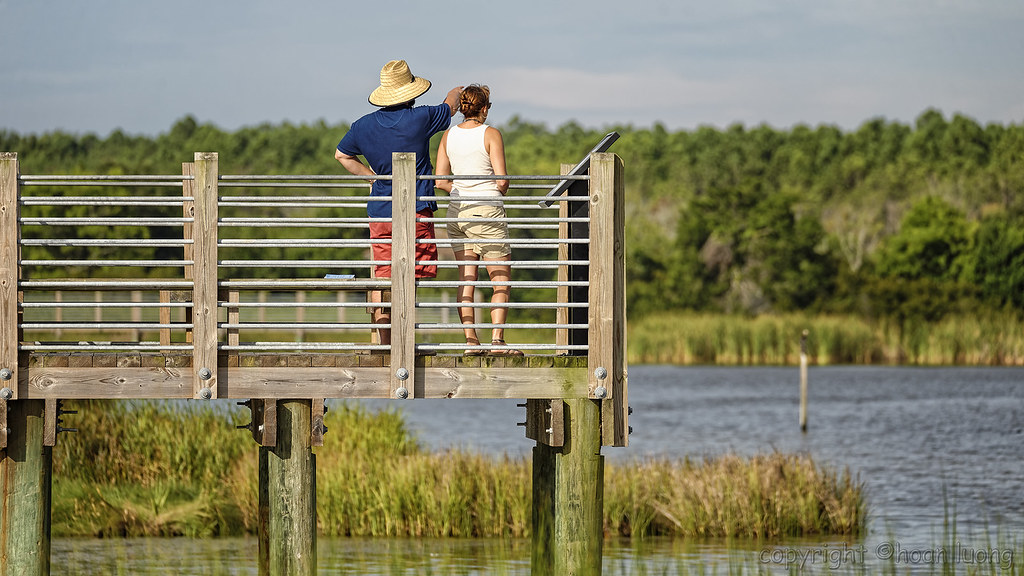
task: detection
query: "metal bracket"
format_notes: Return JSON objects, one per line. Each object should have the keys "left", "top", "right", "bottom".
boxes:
{"left": 43, "top": 398, "right": 78, "bottom": 447}
{"left": 523, "top": 399, "right": 565, "bottom": 447}
{"left": 238, "top": 399, "right": 277, "bottom": 447}
{"left": 0, "top": 399, "right": 7, "bottom": 449}
{"left": 311, "top": 398, "right": 326, "bottom": 447}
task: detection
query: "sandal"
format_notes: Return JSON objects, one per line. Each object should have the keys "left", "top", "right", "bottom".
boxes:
{"left": 464, "top": 339, "right": 486, "bottom": 357}
{"left": 488, "top": 339, "right": 524, "bottom": 357}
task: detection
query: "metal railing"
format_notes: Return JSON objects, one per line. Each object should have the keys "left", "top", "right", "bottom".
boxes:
{"left": 1, "top": 150, "right": 625, "bottom": 423}
{"left": 8, "top": 157, "right": 597, "bottom": 356}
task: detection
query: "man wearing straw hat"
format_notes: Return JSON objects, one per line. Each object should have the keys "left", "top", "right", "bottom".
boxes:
{"left": 335, "top": 59, "right": 462, "bottom": 345}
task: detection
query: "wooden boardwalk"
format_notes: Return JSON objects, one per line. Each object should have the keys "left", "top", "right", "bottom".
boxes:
{"left": 0, "top": 149, "right": 627, "bottom": 575}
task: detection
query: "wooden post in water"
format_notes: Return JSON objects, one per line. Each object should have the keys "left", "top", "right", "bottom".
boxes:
{"left": 532, "top": 398, "right": 604, "bottom": 576}
{"left": 800, "top": 329, "right": 809, "bottom": 433}
{"left": 0, "top": 400, "right": 53, "bottom": 576}
{"left": 258, "top": 399, "right": 316, "bottom": 576}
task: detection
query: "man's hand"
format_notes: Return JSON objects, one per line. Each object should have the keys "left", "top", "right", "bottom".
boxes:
{"left": 445, "top": 86, "right": 464, "bottom": 116}
{"left": 335, "top": 149, "right": 376, "bottom": 182}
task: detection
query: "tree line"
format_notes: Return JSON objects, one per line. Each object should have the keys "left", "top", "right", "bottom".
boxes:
{"left": 3, "top": 109, "right": 1023, "bottom": 329}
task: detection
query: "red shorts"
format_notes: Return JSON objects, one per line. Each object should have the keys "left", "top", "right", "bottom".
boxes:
{"left": 368, "top": 209, "right": 438, "bottom": 278}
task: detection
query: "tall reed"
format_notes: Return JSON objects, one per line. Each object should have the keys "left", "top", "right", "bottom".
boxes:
{"left": 52, "top": 400, "right": 866, "bottom": 540}
{"left": 628, "top": 312, "right": 1024, "bottom": 366}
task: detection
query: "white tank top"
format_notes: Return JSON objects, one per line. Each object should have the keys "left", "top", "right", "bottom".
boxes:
{"left": 445, "top": 124, "right": 502, "bottom": 206}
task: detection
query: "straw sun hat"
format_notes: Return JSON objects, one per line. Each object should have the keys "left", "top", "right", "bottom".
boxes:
{"left": 368, "top": 60, "right": 432, "bottom": 107}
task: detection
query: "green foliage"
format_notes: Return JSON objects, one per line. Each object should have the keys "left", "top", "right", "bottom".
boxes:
{"left": 6, "top": 109, "right": 1024, "bottom": 325}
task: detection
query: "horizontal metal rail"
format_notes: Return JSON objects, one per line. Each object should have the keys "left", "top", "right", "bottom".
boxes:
{"left": 218, "top": 183, "right": 372, "bottom": 189}
{"left": 21, "top": 279, "right": 194, "bottom": 290}
{"left": 22, "top": 260, "right": 192, "bottom": 267}
{"left": 220, "top": 343, "right": 390, "bottom": 352}
{"left": 218, "top": 218, "right": 373, "bottom": 228}
{"left": 219, "top": 322, "right": 374, "bottom": 330}
{"left": 427, "top": 259, "right": 588, "bottom": 268}
{"left": 221, "top": 195, "right": 387, "bottom": 202}
{"left": 220, "top": 302, "right": 387, "bottom": 309}
{"left": 219, "top": 279, "right": 390, "bottom": 289}
{"left": 22, "top": 322, "right": 192, "bottom": 330}
{"left": 20, "top": 343, "right": 195, "bottom": 351}
{"left": 219, "top": 195, "right": 371, "bottom": 203}
{"left": 20, "top": 175, "right": 192, "bottom": 182}
{"left": 219, "top": 238, "right": 384, "bottom": 246}
{"left": 425, "top": 217, "right": 588, "bottom": 224}
{"left": 21, "top": 196, "right": 193, "bottom": 206}
{"left": 417, "top": 322, "right": 586, "bottom": 330}
{"left": 219, "top": 260, "right": 375, "bottom": 268}
{"left": 417, "top": 301, "right": 586, "bottom": 309}
{"left": 219, "top": 200, "right": 369, "bottom": 206}
{"left": 219, "top": 175, "right": 387, "bottom": 181}
{"left": 21, "top": 239, "right": 192, "bottom": 247}
{"left": 420, "top": 174, "right": 587, "bottom": 182}
{"left": 20, "top": 217, "right": 192, "bottom": 226}
{"left": 20, "top": 181, "right": 187, "bottom": 187}
{"left": 435, "top": 195, "right": 587, "bottom": 202}
{"left": 419, "top": 238, "right": 589, "bottom": 245}
{"left": 417, "top": 343, "right": 589, "bottom": 352}
{"left": 21, "top": 302, "right": 193, "bottom": 309}
{"left": 418, "top": 280, "right": 588, "bottom": 288}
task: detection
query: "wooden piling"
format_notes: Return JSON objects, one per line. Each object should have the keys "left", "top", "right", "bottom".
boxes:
{"left": 0, "top": 400, "right": 52, "bottom": 576}
{"left": 258, "top": 399, "right": 317, "bottom": 576}
{"left": 532, "top": 398, "right": 604, "bottom": 576}
{"left": 800, "top": 329, "right": 809, "bottom": 432}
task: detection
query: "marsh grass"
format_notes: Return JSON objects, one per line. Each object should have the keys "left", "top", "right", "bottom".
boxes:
{"left": 629, "top": 312, "right": 1024, "bottom": 366}
{"left": 52, "top": 401, "right": 865, "bottom": 541}
{"left": 604, "top": 453, "right": 865, "bottom": 539}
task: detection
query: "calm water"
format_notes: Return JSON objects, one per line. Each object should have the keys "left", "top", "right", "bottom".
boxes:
{"left": 53, "top": 366, "right": 1024, "bottom": 574}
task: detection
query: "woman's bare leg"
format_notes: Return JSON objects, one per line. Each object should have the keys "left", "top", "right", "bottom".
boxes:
{"left": 456, "top": 250, "right": 481, "bottom": 345}
{"left": 484, "top": 255, "right": 512, "bottom": 343}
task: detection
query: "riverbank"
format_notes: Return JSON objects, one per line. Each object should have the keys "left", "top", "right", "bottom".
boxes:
{"left": 51, "top": 400, "right": 864, "bottom": 540}
{"left": 627, "top": 312, "right": 1024, "bottom": 366}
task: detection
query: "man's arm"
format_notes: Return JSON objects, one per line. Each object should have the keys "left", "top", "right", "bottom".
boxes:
{"left": 443, "top": 86, "right": 464, "bottom": 117}
{"left": 335, "top": 149, "right": 376, "bottom": 181}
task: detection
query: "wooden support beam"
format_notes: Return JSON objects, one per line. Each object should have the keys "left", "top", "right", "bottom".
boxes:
{"left": 531, "top": 398, "right": 604, "bottom": 575}
{"left": 0, "top": 399, "right": 53, "bottom": 575}
{"left": 191, "top": 152, "right": 218, "bottom": 399}
{"left": 389, "top": 152, "right": 416, "bottom": 399}
{"left": 19, "top": 363, "right": 590, "bottom": 400}
{"left": 1, "top": 153, "right": 20, "bottom": 401}
{"left": 259, "top": 399, "right": 316, "bottom": 576}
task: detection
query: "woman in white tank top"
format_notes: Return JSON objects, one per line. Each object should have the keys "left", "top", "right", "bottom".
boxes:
{"left": 435, "top": 85, "right": 522, "bottom": 356}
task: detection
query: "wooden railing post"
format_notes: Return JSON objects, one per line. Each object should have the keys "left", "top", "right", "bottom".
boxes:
{"left": 191, "top": 153, "right": 219, "bottom": 399}
{"left": 1, "top": 153, "right": 20, "bottom": 403}
{"left": 389, "top": 152, "right": 416, "bottom": 399}
{"left": 0, "top": 399, "right": 52, "bottom": 576}
{"left": 589, "top": 153, "right": 628, "bottom": 447}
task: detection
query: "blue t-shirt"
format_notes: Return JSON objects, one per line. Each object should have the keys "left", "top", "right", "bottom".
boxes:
{"left": 337, "top": 103, "right": 451, "bottom": 218}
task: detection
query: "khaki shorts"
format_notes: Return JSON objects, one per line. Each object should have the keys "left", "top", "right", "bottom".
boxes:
{"left": 446, "top": 203, "right": 511, "bottom": 259}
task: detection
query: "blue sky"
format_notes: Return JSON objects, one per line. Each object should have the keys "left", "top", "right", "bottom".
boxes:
{"left": 2, "top": 0, "right": 1022, "bottom": 136}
